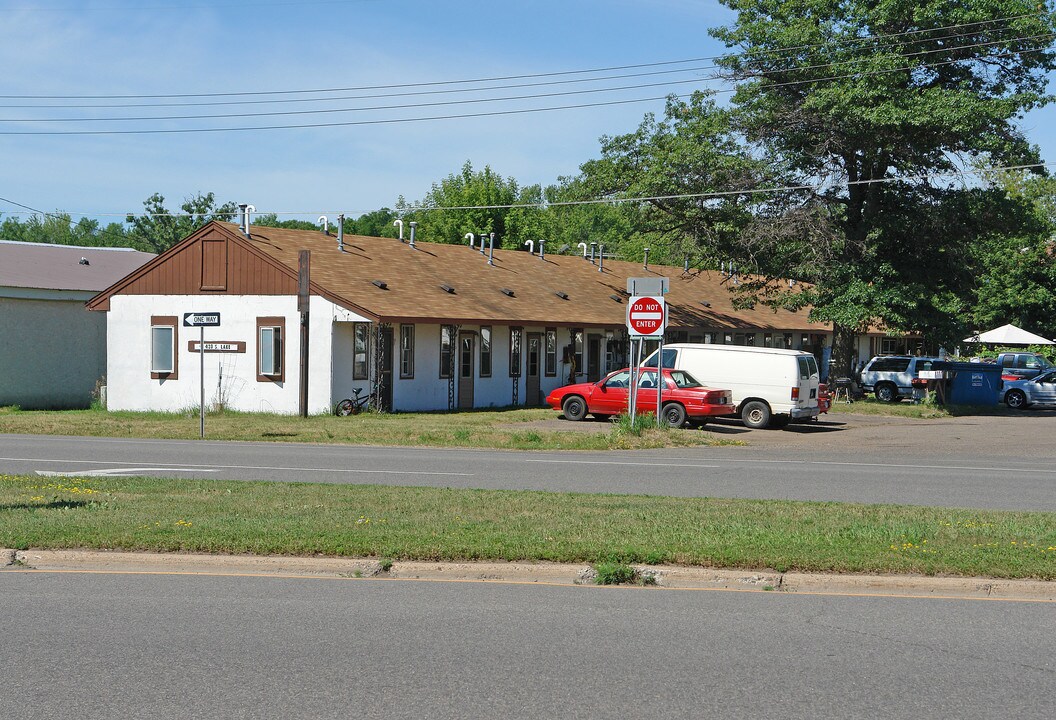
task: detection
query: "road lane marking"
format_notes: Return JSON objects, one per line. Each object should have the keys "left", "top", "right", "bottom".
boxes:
{"left": 526, "top": 457, "right": 1056, "bottom": 474}
{"left": 36, "top": 468, "right": 218, "bottom": 478}
{"left": 0, "top": 457, "right": 472, "bottom": 477}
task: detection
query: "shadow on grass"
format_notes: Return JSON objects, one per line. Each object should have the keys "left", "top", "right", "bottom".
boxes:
{"left": 1, "top": 500, "right": 90, "bottom": 511}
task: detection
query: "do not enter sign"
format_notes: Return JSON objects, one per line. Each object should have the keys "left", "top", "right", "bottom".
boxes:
{"left": 627, "top": 295, "right": 666, "bottom": 337}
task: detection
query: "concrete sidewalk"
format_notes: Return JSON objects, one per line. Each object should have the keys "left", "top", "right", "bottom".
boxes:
{"left": 4, "top": 548, "right": 1054, "bottom": 602}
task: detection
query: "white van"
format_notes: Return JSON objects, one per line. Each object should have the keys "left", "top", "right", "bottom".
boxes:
{"left": 642, "top": 344, "right": 820, "bottom": 429}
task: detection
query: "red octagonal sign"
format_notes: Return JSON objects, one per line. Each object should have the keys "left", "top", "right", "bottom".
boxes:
{"left": 627, "top": 295, "right": 666, "bottom": 337}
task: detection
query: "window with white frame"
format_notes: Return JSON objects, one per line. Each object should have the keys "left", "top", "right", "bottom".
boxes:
{"left": 480, "top": 326, "right": 492, "bottom": 377}
{"left": 544, "top": 328, "right": 557, "bottom": 376}
{"left": 150, "top": 316, "right": 177, "bottom": 378}
{"left": 509, "top": 327, "right": 522, "bottom": 377}
{"left": 353, "top": 323, "right": 369, "bottom": 380}
{"left": 400, "top": 325, "right": 414, "bottom": 378}
{"left": 440, "top": 325, "right": 455, "bottom": 378}
{"left": 257, "top": 317, "right": 284, "bottom": 382}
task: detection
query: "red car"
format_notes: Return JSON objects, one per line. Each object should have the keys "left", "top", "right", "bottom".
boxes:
{"left": 546, "top": 367, "right": 733, "bottom": 428}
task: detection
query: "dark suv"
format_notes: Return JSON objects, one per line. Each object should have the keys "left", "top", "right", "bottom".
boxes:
{"left": 859, "top": 356, "right": 940, "bottom": 402}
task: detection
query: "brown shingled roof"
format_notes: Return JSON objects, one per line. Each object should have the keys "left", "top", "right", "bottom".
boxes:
{"left": 234, "top": 222, "right": 827, "bottom": 331}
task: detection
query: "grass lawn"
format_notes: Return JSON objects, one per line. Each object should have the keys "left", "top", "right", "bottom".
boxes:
{"left": 0, "top": 406, "right": 740, "bottom": 450}
{"left": 2, "top": 473, "right": 1054, "bottom": 580}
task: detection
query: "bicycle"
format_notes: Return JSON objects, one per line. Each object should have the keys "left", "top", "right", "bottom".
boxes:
{"left": 335, "top": 388, "right": 372, "bottom": 416}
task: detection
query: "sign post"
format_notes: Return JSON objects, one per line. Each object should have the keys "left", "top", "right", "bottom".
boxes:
{"left": 625, "top": 295, "right": 667, "bottom": 426}
{"left": 183, "top": 312, "right": 221, "bottom": 438}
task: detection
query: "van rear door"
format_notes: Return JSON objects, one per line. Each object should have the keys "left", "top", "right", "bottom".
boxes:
{"left": 796, "top": 354, "right": 820, "bottom": 411}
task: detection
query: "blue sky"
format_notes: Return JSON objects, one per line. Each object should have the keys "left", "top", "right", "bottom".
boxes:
{"left": 2, "top": 0, "right": 1055, "bottom": 227}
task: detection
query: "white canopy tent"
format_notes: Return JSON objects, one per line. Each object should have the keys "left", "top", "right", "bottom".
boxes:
{"left": 963, "top": 323, "right": 1055, "bottom": 345}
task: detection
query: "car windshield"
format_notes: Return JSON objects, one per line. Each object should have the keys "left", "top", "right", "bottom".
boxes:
{"left": 669, "top": 370, "right": 703, "bottom": 388}
{"left": 642, "top": 348, "right": 676, "bottom": 369}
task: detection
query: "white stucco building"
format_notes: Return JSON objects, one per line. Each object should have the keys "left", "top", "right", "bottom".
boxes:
{"left": 88, "top": 218, "right": 832, "bottom": 414}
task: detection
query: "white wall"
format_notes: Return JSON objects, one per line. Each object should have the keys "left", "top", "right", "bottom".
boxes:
{"left": 0, "top": 295, "right": 105, "bottom": 409}
{"left": 107, "top": 295, "right": 368, "bottom": 414}
{"left": 389, "top": 323, "right": 612, "bottom": 411}
{"left": 106, "top": 294, "right": 613, "bottom": 414}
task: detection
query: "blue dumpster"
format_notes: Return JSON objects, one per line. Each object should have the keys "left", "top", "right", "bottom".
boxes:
{"left": 933, "top": 361, "right": 1003, "bottom": 406}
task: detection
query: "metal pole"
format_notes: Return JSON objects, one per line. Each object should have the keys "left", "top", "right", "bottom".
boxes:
{"left": 656, "top": 336, "right": 664, "bottom": 427}
{"left": 199, "top": 326, "right": 205, "bottom": 439}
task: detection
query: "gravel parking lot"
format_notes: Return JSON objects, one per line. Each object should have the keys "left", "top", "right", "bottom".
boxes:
{"left": 535, "top": 407, "right": 1056, "bottom": 459}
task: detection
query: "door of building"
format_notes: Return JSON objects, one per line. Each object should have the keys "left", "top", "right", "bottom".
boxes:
{"left": 526, "top": 333, "right": 542, "bottom": 406}
{"left": 458, "top": 333, "right": 474, "bottom": 409}
{"left": 587, "top": 335, "right": 602, "bottom": 381}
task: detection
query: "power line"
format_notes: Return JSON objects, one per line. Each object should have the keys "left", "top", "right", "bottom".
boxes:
{"left": 5, "top": 28, "right": 1047, "bottom": 125}
{"left": 3, "top": 162, "right": 1048, "bottom": 220}
{"left": 1, "top": 12, "right": 1041, "bottom": 103}
{"left": 2, "top": 38, "right": 1048, "bottom": 136}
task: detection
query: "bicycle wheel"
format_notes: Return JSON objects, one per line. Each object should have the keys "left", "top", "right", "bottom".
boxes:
{"left": 336, "top": 399, "right": 354, "bottom": 416}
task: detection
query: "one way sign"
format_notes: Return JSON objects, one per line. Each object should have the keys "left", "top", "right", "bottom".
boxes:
{"left": 183, "top": 312, "right": 221, "bottom": 327}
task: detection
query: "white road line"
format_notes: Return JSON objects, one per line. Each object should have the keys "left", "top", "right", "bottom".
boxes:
{"left": 526, "top": 457, "right": 1056, "bottom": 474}
{"left": 0, "top": 457, "right": 472, "bottom": 477}
{"left": 36, "top": 468, "right": 217, "bottom": 478}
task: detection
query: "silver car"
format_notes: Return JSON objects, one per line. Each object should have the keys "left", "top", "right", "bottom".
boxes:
{"left": 1002, "top": 369, "right": 1056, "bottom": 409}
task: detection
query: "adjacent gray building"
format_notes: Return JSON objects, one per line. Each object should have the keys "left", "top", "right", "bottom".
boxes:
{"left": 0, "top": 241, "right": 154, "bottom": 409}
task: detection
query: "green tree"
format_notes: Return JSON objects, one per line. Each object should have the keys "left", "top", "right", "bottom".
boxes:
{"left": 398, "top": 160, "right": 529, "bottom": 248}
{"left": 125, "top": 192, "right": 237, "bottom": 253}
{"left": 970, "top": 169, "right": 1056, "bottom": 333}
{"left": 253, "top": 213, "right": 320, "bottom": 231}
{"left": 708, "top": 1, "right": 1056, "bottom": 371}
{"left": 577, "top": 93, "right": 764, "bottom": 267}
{"left": 0, "top": 213, "right": 130, "bottom": 247}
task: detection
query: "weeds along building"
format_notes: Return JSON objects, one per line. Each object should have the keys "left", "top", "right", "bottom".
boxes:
{"left": 0, "top": 240, "right": 155, "bottom": 409}
{"left": 87, "top": 214, "right": 830, "bottom": 414}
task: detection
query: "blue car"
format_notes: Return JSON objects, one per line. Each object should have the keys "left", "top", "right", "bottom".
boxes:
{"left": 1002, "top": 369, "right": 1056, "bottom": 409}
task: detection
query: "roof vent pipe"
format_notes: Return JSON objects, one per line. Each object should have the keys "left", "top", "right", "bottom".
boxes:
{"left": 238, "top": 203, "right": 247, "bottom": 233}
{"left": 488, "top": 232, "right": 495, "bottom": 266}
{"left": 523, "top": 240, "right": 534, "bottom": 254}
{"left": 243, "top": 205, "right": 255, "bottom": 237}
{"left": 684, "top": 255, "right": 689, "bottom": 273}
{"left": 409, "top": 221, "right": 417, "bottom": 249}
{"left": 644, "top": 247, "right": 650, "bottom": 270}
{"left": 598, "top": 245, "right": 605, "bottom": 272}
{"left": 577, "top": 242, "right": 587, "bottom": 259}
{"left": 337, "top": 214, "right": 345, "bottom": 251}
{"left": 539, "top": 239, "right": 545, "bottom": 260}
{"left": 318, "top": 215, "right": 329, "bottom": 235}
{"left": 393, "top": 219, "right": 404, "bottom": 241}
{"left": 465, "top": 232, "right": 476, "bottom": 250}
{"left": 590, "top": 242, "right": 597, "bottom": 265}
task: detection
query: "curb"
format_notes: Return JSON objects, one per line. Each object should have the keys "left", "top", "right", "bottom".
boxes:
{"left": 4, "top": 549, "right": 1054, "bottom": 601}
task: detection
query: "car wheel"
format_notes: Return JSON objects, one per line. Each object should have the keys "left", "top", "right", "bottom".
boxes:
{"left": 562, "top": 395, "right": 588, "bottom": 421}
{"left": 741, "top": 400, "right": 771, "bottom": 429}
{"left": 875, "top": 383, "right": 898, "bottom": 403}
{"left": 1005, "top": 389, "right": 1028, "bottom": 410}
{"left": 661, "top": 402, "right": 686, "bottom": 428}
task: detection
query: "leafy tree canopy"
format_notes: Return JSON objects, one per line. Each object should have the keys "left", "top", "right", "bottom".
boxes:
{"left": 125, "top": 191, "right": 237, "bottom": 253}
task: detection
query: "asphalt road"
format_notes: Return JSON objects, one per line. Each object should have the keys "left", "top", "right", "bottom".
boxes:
{"left": 3, "top": 571, "right": 1053, "bottom": 720}
{"left": 2, "top": 417, "right": 1055, "bottom": 510}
